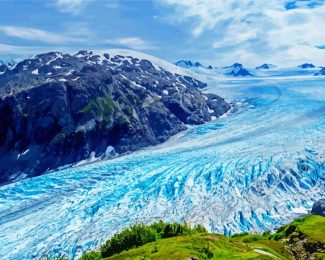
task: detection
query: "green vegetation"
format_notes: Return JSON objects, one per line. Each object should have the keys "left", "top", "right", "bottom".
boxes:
{"left": 75, "top": 215, "right": 324, "bottom": 260}
{"left": 100, "top": 221, "right": 207, "bottom": 258}
{"left": 269, "top": 214, "right": 325, "bottom": 242}
{"left": 267, "top": 215, "right": 325, "bottom": 259}
{"left": 78, "top": 95, "right": 118, "bottom": 118}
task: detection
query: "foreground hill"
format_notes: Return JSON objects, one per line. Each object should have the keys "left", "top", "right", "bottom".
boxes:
{"left": 78, "top": 214, "right": 325, "bottom": 260}
{"left": 0, "top": 50, "right": 230, "bottom": 185}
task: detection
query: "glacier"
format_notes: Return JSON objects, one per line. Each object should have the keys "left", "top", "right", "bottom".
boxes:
{"left": 0, "top": 75, "right": 324, "bottom": 259}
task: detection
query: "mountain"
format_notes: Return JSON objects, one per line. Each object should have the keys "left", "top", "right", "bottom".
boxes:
{"left": 222, "top": 63, "right": 252, "bottom": 76}
{"left": 255, "top": 63, "right": 275, "bottom": 69}
{"left": 315, "top": 67, "right": 325, "bottom": 76}
{"left": 0, "top": 58, "right": 18, "bottom": 68}
{"left": 0, "top": 60, "right": 16, "bottom": 75}
{"left": 175, "top": 60, "right": 203, "bottom": 68}
{"left": 298, "top": 63, "right": 316, "bottom": 69}
{"left": 0, "top": 50, "right": 230, "bottom": 185}
{"left": 175, "top": 59, "right": 213, "bottom": 70}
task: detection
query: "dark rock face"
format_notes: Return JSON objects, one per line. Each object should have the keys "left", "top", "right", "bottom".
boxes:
{"left": 311, "top": 199, "right": 325, "bottom": 216}
{"left": 0, "top": 50, "right": 230, "bottom": 185}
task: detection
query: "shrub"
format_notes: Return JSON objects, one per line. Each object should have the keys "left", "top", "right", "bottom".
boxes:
{"left": 198, "top": 244, "right": 214, "bottom": 259}
{"left": 100, "top": 224, "right": 157, "bottom": 258}
{"left": 99, "top": 221, "right": 207, "bottom": 258}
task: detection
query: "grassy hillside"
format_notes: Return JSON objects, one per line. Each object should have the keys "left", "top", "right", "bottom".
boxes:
{"left": 78, "top": 215, "right": 325, "bottom": 260}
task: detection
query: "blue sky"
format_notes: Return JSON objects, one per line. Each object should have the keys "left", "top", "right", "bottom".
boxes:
{"left": 0, "top": 0, "right": 324, "bottom": 67}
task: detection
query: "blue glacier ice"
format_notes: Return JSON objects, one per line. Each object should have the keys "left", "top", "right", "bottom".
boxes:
{"left": 0, "top": 75, "right": 324, "bottom": 259}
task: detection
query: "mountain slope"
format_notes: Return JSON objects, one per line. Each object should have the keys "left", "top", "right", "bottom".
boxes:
{"left": 0, "top": 50, "right": 230, "bottom": 185}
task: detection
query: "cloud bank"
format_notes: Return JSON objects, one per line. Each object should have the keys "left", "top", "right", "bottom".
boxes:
{"left": 159, "top": 0, "right": 325, "bottom": 66}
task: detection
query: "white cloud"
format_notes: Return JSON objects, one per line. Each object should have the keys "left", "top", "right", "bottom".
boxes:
{"left": 53, "top": 0, "right": 119, "bottom": 14}
{"left": 0, "top": 26, "right": 85, "bottom": 44}
{"left": 54, "top": 0, "right": 88, "bottom": 15}
{"left": 105, "top": 37, "right": 156, "bottom": 50}
{"left": 158, "top": 0, "right": 325, "bottom": 66}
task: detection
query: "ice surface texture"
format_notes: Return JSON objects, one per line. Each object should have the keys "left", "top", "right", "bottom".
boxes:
{"left": 0, "top": 76, "right": 324, "bottom": 259}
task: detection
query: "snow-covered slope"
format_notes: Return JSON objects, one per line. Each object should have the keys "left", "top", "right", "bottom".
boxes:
{"left": 100, "top": 49, "right": 192, "bottom": 76}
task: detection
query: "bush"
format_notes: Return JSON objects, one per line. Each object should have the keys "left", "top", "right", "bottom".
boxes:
{"left": 263, "top": 230, "right": 271, "bottom": 237}
{"left": 100, "top": 223, "right": 157, "bottom": 257}
{"left": 99, "top": 221, "right": 207, "bottom": 258}
{"left": 198, "top": 244, "right": 214, "bottom": 259}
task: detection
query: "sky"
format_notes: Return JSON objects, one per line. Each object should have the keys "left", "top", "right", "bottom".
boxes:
{"left": 0, "top": 0, "right": 324, "bottom": 67}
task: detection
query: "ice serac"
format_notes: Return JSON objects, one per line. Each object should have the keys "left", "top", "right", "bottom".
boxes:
{"left": 0, "top": 50, "right": 230, "bottom": 185}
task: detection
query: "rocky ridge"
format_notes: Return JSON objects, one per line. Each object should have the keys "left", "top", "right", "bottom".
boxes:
{"left": 0, "top": 50, "right": 230, "bottom": 184}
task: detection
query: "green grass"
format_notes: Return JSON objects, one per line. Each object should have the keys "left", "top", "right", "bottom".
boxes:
{"left": 78, "top": 215, "right": 325, "bottom": 260}
{"left": 270, "top": 214, "right": 325, "bottom": 242}
{"left": 294, "top": 215, "right": 325, "bottom": 242}
{"left": 105, "top": 234, "right": 277, "bottom": 260}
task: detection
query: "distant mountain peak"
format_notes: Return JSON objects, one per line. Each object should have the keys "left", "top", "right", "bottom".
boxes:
{"left": 175, "top": 60, "right": 213, "bottom": 69}
{"left": 175, "top": 60, "right": 203, "bottom": 68}
{"left": 298, "top": 63, "right": 316, "bottom": 69}
{"left": 255, "top": 63, "right": 275, "bottom": 69}
{"left": 223, "top": 63, "right": 252, "bottom": 76}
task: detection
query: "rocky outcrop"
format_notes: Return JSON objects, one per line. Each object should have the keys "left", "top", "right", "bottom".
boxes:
{"left": 311, "top": 199, "right": 325, "bottom": 216}
{"left": 0, "top": 50, "right": 230, "bottom": 185}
